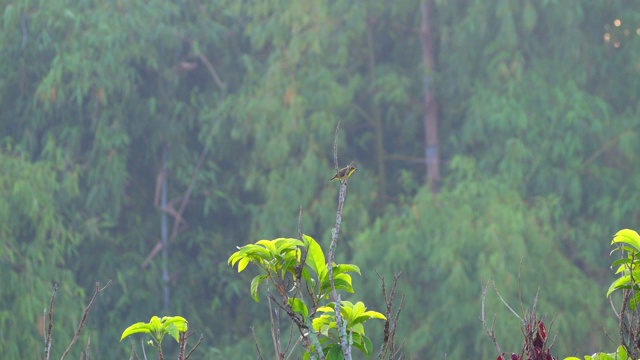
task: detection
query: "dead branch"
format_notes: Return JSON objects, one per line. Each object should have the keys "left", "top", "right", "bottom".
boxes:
{"left": 43, "top": 283, "right": 57, "bottom": 360}
{"left": 84, "top": 333, "right": 91, "bottom": 360}
{"left": 376, "top": 271, "right": 405, "bottom": 360}
{"left": 184, "top": 333, "right": 203, "bottom": 360}
{"left": 480, "top": 278, "right": 503, "bottom": 357}
{"left": 60, "top": 281, "right": 112, "bottom": 360}
{"left": 251, "top": 326, "right": 265, "bottom": 360}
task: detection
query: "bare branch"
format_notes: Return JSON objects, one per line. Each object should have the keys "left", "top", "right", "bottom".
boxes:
{"left": 184, "top": 334, "right": 203, "bottom": 360}
{"left": 84, "top": 333, "right": 91, "bottom": 360}
{"left": 44, "top": 283, "right": 58, "bottom": 360}
{"left": 283, "top": 324, "right": 296, "bottom": 358}
{"left": 128, "top": 342, "right": 136, "bottom": 360}
{"left": 251, "top": 326, "right": 265, "bottom": 360}
{"left": 178, "top": 331, "right": 187, "bottom": 360}
{"left": 284, "top": 335, "right": 303, "bottom": 360}
{"left": 480, "top": 278, "right": 503, "bottom": 357}
{"left": 376, "top": 271, "right": 405, "bottom": 359}
{"left": 492, "top": 280, "right": 523, "bottom": 324}
{"left": 60, "top": 281, "right": 112, "bottom": 360}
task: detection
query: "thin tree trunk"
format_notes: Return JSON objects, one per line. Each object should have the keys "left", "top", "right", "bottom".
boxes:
{"left": 420, "top": 0, "right": 440, "bottom": 193}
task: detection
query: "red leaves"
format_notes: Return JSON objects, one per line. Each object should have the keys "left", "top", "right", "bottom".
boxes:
{"left": 533, "top": 321, "right": 546, "bottom": 350}
{"left": 498, "top": 321, "right": 554, "bottom": 360}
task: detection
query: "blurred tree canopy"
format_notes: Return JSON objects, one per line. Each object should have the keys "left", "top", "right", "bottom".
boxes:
{"left": 1, "top": 0, "right": 639, "bottom": 358}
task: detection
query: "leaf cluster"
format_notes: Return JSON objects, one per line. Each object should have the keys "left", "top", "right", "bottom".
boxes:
{"left": 229, "top": 235, "right": 385, "bottom": 359}
{"left": 121, "top": 315, "right": 188, "bottom": 346}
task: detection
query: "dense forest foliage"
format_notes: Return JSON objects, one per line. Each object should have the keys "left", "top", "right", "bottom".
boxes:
{"left": 1, "top": 0, "right": 640, "bottom": 358}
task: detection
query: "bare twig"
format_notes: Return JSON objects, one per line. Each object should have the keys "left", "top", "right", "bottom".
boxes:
{"left": 275, "top": 301, "right": 283, "bottom": 359}
{"left": 492, "top": 280, "right": 523, "bottom": 324}
{"left": 518, "top": 257, "right": 524, "bottom": 317}
{"left": 43, "top": 283, "right": 57, "bottom": 360}
{"left": 140, "top": 338, "right": 147, "bottom": 360}
{"left": 609, "top": 295, "right": 620, "bottom": 319}
{"left": 284, "top": 335, "right": 303, "bottom": 360}
{"left": 282, "top": 321, "right": 295, "bottom": 356}
{"left": 178, "top": 331, "right": 187, "bottom": 360}
{"left": 184, "top": 334, "right": 203, "bottom": 360}
{"left": 60, "top": 281, "right": 112, "bottom": 360}
{"left": 376, "top": 271, "right": 405, "bottom": 359}
{"left": 85, "top": 333, "right": 91, "bottom": 360}
{"left": 128, "top": 342, "right": 136, "bottom": 360}
{"left": 266, "top": 280, "right": 284, "bottom": 358}
{"left": 389, "top": 290, "right": 405, "bottom": 357}
{"left": 267, "top": 292, "right": 305, "bottom": 330}
{"left": 251, "top": 326, "right": 265, "bottom": 360}
{"left": 480, "top": 278, "right": 503, "bottom": 357}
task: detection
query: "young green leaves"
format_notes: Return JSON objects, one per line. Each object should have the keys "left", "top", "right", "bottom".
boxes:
{"left": 228, "top": 235, "right": 382, "bottom": 359}
{"left": 608, "top": 229, "right": 640, "bottom": 308}
{"left": 227, "top": 235, "right": 360, "bottom": 302}
{"left": 120, "top": 316, "right": 188, "bottom": 346}
{"left": 310, "top": 301, "right": 386, "bottom": 358}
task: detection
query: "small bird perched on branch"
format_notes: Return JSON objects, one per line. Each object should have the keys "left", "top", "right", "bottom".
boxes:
{"left": 330, "top": 162, "right": 357, "bottom": 182}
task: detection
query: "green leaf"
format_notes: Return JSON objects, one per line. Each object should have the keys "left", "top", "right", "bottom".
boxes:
{"left": 301, "top": 267, "right": 314, "bottom": 286}
{"left": 281, "top": 257, "right": 298, "bottom": 278}
{"left": 274, "top": 237, "right": 304, "bottom": 254}
{"left": 256, "top": 239, "right": 277, "bottom": 256}
{"left": 305, "top": 234, "right": 326, "bottom": 277}
{"left": 325, "top": 343, "right": 344, "bottom": 360}
{"left": 162, "top": 316, "right": 188, "bottom": 332}
{"left": 333, "top": 274, "right": 355, "bottom": 293}
{"left": 630, "top": 292, "right": 640, "bottom": 311}
{"left": 334, "top": 263, "right": 361, "bottom": 276}
{"left": 353, "top": 334, "right": 373, "bottom": 356}
{"left": 361, "top": 310, "right": 387, "bottom": 320}
{"left": 289, "top": 298, "right": 309, "bottom": 318}
{"left": 351, "top": 323, "right": 365, "bottom": 335}
{"left": 165, "top": 323, "right": 180, "bottom": 342}
{"left": 149, "top": 316, "right": 162, "bottom": 332}
{"left": 612, "top": 229, "right": 640, "bottom": 253}
{"left": 121, "top": 316, "right": 188, "bottom": 343}
{"left": 120, "top": 322, "right": 153, "bottom": 341}
{"left": 237, "top": 257, "right": 250, "bottom": 273}
{"left": 352, "top": 301, "right": 365, "bottom": 320}
{"left": 340, "top": 303, "right": 354, "bottom": 323}
{"left": 611, "top": 258, "right": 632, "bottom": 270}
{"left": 616, "top": 344, "right": 629, "bottom": 359}
{"left": 607, "top": 275, "right": 632, "bottom": 297}
{"left": 250, "top": 274, "right": 268, "bottom": 302}
{"left": 607, "top": 269, "right": 640, "bottom": 297}
{"left": 317, "top": 305, "right": 334, "bottom": 313}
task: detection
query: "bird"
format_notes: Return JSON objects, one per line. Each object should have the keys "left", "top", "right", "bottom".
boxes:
{"left": 330, "top": 162, "right": 357, "bottom": 182}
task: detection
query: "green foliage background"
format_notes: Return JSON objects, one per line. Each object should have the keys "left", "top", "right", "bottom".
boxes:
{"left": 1, "top": 0, "right": 639, "bottom": 358}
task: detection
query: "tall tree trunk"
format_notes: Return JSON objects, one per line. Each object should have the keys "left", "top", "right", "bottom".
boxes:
{"left": 420, "top": 0, "right": 440, "bottom": 193}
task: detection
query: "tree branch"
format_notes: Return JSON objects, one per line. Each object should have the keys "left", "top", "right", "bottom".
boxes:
{"left": 43, "top": 283, "right": 57, "bottom": 360}
{"left": 60, "top": 281, "right": 112, "bottom": 360}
